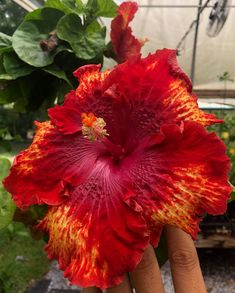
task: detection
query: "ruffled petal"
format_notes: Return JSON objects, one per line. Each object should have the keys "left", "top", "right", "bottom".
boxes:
{"left": 122, "top": 121, "right": 232, "bottom": 239}
{"left": 3, "top": 121, "right": 107, "bottom": 208}
{"left": 39, "top": 158, "right": 149, "bottom": 288}
{"left": 48, "top": 65, "right": 105, "bottom": 135}
{"left": 73, "top": 64, "right": 110, "bottom": 103}
{"left": 48, "top": 65, "right": 117, "bottom": 136}
{"left": 110, "top": 1, "right": 143, "bottom": 63}
{"left": 104, "top": 49, "right": 221, "bottom": 128}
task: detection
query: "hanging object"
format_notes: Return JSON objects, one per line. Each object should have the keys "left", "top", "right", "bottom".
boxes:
{"left": 206, "top": 0, "right": 231, "bottom": 37}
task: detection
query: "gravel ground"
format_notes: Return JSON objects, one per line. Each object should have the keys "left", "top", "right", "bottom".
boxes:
{"left": 161, "top": 249, "right": 235, "bottom": 293}
{"left": 27, "top": 249, "right": 235, "bottom": 293}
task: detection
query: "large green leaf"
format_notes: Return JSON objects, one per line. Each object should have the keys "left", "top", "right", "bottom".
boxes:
{"left": 0, "top": 32, "right": 12, "bottom": 53}
{"left": 0, "top": 157, "right": 16, "bottom": 230}
{"left": 24, "top": 6, "right": 64, "bottom": 21}
{"left": 45, "top": 0, "right": 84, "bottom": 15}
{"left": 85, "top": 0, "right": 117, "bottom": 19}
{"left": 57, "top": 14, "right": 106, "bottom": 59}
{"left": 3, "top": 52, "right": 34, "bottom": 79}
{"left": 42, "top": 64, "right": 72, "bottom": 86}
{"left": 14, "top": 71, "right": 64, "bottom": 111}
{"left": 12, "top": 8, "right": 67, "bottom": 67}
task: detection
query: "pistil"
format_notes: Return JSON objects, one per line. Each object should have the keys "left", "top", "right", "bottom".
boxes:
{"left": 81, "top": 112, "right": 124, "bottom": 160}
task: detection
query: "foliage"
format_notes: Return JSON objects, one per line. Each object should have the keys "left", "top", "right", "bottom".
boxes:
{"left": 0, "top": 0, "right": 26, "bottom": 36}
{"left": 0, "top": 222, "right": 49, "bottom": 293}
{"left": 208, "top": 110, "right": 235, "bottom": 200}
{"left": 0, "top": 0, "right": 118, "bottom": 113}
{"left": 0, "top": 157, "right": 16, "bottom": 230}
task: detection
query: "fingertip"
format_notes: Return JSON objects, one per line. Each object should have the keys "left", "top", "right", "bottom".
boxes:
{"left": 130, "top": 244, "right": 165, "bottom": 293}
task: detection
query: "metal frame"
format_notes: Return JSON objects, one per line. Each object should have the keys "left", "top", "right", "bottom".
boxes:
{"left": 12, "top": 0, "right": 38, "bottom": 11}
{"left": 13, "top": 0, "right": 234, "bottom": 89}
{"left": 138, "top": 5, "right": 235, "bottom": 8}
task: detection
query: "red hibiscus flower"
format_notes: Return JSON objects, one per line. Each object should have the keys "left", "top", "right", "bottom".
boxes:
{"left": 3, "top": 49, "right": 232, "bottom": 289}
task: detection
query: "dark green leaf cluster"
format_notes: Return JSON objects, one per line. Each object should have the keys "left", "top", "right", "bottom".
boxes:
{"left": 0, "top": 0, "right": 117, "bottom": 113}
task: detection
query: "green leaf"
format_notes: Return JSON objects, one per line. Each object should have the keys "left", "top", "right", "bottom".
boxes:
{"left": 42, "top": 64, "right": 72, "bottom": 86}
{"left": 85, "top": 0, "right": 117, "bottom": 19}
{"left": 0, "top": 32, "right": 12, "bottom": 53}
{"left": 3, "top": 52, "right": 34, "bottom": 79}
{"left": 0, "top": 54, "right": 13, "bottom": 80}
{"left": 45, "top": 0, "right": 84, "bottom": 15}
{"left": 24, "top": 6, "right": 64, "bottom": 21}
{"left": 0, "top": 186, "right": 16, "bottom": 230}
{"left": 13, "top": 71, "right": 63, "bottom": 112}
{"left": 154, "top": 236, "right": 168, "bottom": 267}
{"left": 0, "top": 81, "right": 21, "bottom": 104}
{"left": 0, "top": 157, "right": 11, "bottom": 180}
{"left": 57, "top": 14, "right": 106, "bottom": 59}
{"left": 12, "top": 8, "right": 67, "bottom": 67}
{"left": 56, "top": 80, "right": 73, "bottom": 104}
{"left": 0, "top": 157, "right": 16, "bottom": 230}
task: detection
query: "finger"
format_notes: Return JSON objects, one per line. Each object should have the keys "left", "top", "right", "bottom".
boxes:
{"left": 130, "top": 244, "right": 165, "bottom": 293}
{"left": 106, "top": 274, "right": 132, "bottom": 293}
{"left": 83, "top": 287, "right": 102, "bottom": 293}
{"left": 165, "top": 225, "right": 207, "bottom": 293}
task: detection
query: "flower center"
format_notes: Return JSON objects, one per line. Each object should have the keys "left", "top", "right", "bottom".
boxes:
{"left": 81, "top": 112, "right": 109, "bottom": 141}
{"left": 81, "top": 112, "right": 126, "bottom": 162}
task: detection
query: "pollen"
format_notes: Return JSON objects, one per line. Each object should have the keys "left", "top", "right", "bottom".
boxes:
{"left": 81, "top": 112, "right": 97, "bottom": 127}
{"left": 81, "top": 112, "right": 109, "bottom": 141}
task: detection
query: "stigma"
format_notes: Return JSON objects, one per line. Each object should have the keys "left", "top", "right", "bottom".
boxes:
{"left": 81, "top": 112, "right": 109, "bottom": 141}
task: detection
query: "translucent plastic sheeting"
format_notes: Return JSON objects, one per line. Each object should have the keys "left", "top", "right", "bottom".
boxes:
{"left": 106, "top": 0, "right": 235, "bottom": 90}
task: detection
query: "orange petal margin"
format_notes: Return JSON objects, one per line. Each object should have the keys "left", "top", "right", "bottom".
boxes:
{"left": 123, "top": 122, "right": 232, "bottom": 240}
{"left": 3, "top": 121, "right": 67, "bottom": 207}
{"left": 38, "top": 197, "right": 149, "bottom": 288}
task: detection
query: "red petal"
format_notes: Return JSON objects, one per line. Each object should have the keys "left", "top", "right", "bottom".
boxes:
{"left": 48, "top": 105, "right": 82, "bottom": 135}
{"left": 110, "top": 2, "right": 143, "bottom": 63}
{"left": 73, "top": 64, "right": 109, "bottom": 102}
{"left": 122, "top": 121, "right": 232, "bottom": 239}
{"left": 39, "top": 159, "right": 149, "bottom": 288}
{"left": 49, "top": 65, "right": 112, "bottom": 135}
{"left": 104, "top": 49, "right": 221, "bottom": 128}
{"left": 3, "top": 121, "right": 106, "bottom": 208}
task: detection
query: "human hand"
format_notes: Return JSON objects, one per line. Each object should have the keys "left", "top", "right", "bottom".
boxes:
{"left": 83, "top": 226, "right": 207, "bottom": 293}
